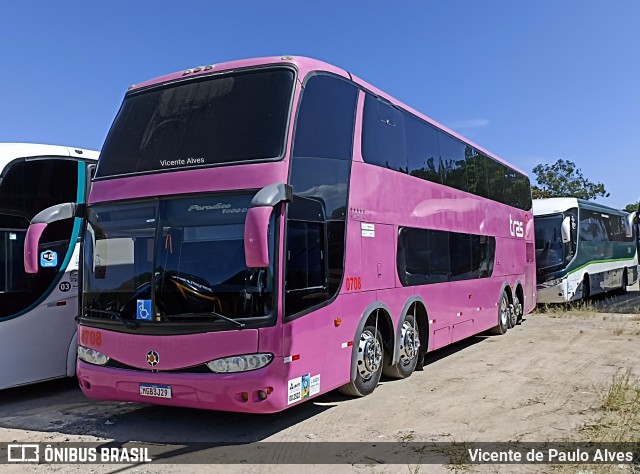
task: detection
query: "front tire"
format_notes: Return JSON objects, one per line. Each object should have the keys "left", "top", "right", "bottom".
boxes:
{"left": 338, "top": 325, "right": 384, "bottom": 397}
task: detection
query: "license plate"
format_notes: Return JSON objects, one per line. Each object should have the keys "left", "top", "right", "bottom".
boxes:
{"left": 139, "top": 383, "right": 172, "bottom": 399}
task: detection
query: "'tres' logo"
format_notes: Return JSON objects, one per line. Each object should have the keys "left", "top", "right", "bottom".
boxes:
{"left": 510, "top": 215, "right": 524, "bottom": 238}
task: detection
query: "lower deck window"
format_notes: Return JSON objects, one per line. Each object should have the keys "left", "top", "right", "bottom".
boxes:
{"left": 397, "top": 227, "right": 495, "bottom": 286}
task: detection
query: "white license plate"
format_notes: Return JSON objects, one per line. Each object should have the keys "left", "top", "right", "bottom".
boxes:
{"left": 139, "top": 383, "right": 172, "bottom": 399}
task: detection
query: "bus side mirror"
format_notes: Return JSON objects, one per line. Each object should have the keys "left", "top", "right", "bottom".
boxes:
{"left": 24, "top": 202, "right": 78, "bottom": 274}
{"left": 561, "top": 216, "right": 571, "bottom": 244}
{"left": 244, "top": 207, "right": 273, "bottom": 268}
{"left": 244, "top": 182, "right": 292, "bottom": 268}
{"left": 626, "top": 212, "right": 636, "bottom": 239}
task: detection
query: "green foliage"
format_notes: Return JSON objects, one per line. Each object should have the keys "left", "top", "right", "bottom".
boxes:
{"left": 531, "top": 159, "right": 609, "bottom": 200}
{"left": 623, "top": 202, "right": 639, "bottom": 213}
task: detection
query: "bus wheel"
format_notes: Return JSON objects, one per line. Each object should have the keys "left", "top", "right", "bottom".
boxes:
{"left": 383, "top": 313, "right": 420, "bottom": 379}
{"left": 490, "top": 291, "right": 510, "bottom": 335}
{"left": 582, "top": 275, "right": 590, "bottom": 300}
{"left": 338, "top": 325, "right": 384, "bottom": 397}
{"left": 513, "top": 292, "right": 524, "bottom": 325}
{"left": 616, "top": 270, "right": 628, "bottom": 295}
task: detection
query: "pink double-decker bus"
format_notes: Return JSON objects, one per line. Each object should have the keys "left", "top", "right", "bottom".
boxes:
{"left": 25, "top": 56, "right": 535, "bottom": 413}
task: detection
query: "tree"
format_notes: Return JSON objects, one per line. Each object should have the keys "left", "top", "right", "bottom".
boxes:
{"left": 531, "top": 159, "right": 609, "bottom": 200}
{"left": 623, "top": 202, "right": 639, "bottom": 213}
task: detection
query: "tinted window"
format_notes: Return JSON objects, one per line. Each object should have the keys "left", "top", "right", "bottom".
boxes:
{"left": 449, "top": 233, "right": 472, "bottom": 280}
{"left": 466, "top": 149, "right": 489, "bottom": 198}
{"left": 97, "top": 68, "right": 294, "bottom": 178}
{"left": 0, "top": 159, "right": 78, "bottom": 226}
{"left": 362, "top": 94, "right": 407, "bottom": 172}
{"left": 293, "top": 74, "right": 357, "bottom": 160}
{"left": 486, "top": 157, "right": 506, "bottom": 204}
{"left": 286, "top": 75, "right": 356, "bottom": 318}
{"left": 579, "top": 209, "right": 609, "bottom": 242}
{"left": 405, "top": 114, "right": 441, "bottom": 183}
{"left": 286, "top": 221, "right": 325, "bottom": 291}
{"left": 398, "top": 227, "right": 495, "bottom": 286}
{"left": 439, "top": 133, "right": 467, "bottom": 192}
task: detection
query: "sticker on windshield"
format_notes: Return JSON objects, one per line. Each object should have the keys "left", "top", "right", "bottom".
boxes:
{"left": 137, "top": 299, "right": 152, "bottom": 320}
{"left": 40, "top": 250, "right": 58, "bottom": 268}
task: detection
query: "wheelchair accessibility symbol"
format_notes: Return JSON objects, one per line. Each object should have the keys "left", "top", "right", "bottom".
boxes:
{"left": 137, "top": 299, "right": 152, "bottom": 320}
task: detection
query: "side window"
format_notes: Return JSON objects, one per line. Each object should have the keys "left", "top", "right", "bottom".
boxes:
{"left": 362, "top": 94, "right": 407, "bottom": 172}
{"left": 486, "top": 157, "right": 506, "bottom": 205}
{"left": 428, "top": 230, "right": 450, "bottom": 282}
{"left": 438, "top": 133, "right": 467, "bottom": 192}
{"left": 405, "top": 114, "right": 441, "bottom": 183}
{"left": 471, "top": 234, "right": 496, "bottom": 277}
{"left": 398, "top": 227, "right": 495, "bottom": 286}
{"left": 286, "top": 74, "right": 357, "bottom": 318}
{"left": 286, "top": 220, "right": 326, "bottom": 291}
{"left": 466, "top": 149, "right": 489, "bottom": 198}
{"left": 449, "top": 233, "right": 472, "bottom": 281}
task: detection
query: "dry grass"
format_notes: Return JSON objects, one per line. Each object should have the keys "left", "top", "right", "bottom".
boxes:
{"left": 555, "top": 369, "right": 640, "bottom": 473}
{"left": 536, "top": 300, "right": 599, "bottom": 318}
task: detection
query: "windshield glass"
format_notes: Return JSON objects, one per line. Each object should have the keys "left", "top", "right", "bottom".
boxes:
{"left": 96, "top": 68, "right": 295, "bottom": 178}
{"left": 83, "top": 194, "right": 274, "bottom": 330}
{"left": 535, "top": 214, "right": 564, "bottom": 271}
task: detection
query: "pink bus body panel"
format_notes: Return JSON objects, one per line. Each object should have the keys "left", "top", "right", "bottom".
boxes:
{"left": 78, "top": 56, "right": 535, "bottom": 413}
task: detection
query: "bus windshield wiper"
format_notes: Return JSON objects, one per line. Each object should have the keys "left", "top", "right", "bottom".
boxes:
{"left": 83, "top": 308, "right": 139, "bottom": 329}
{"left": 164, "top": 311, "right": 245, "bottom": 328}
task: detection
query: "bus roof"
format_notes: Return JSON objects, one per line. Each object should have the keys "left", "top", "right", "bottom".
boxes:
{"left": 126, "top": 56, "right": 527, "bottom": 177}
{"left": 533, "top": 197, "right": 628, "bottom": 216}
{"left": 0, "top": 143, "right": 98, "bottom": 174}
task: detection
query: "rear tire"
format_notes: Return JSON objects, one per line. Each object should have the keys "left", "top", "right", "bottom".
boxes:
{"left": 513, "top": 291, "right": 524, "bottom": 325}
{"left": 338, "top": 325, "right": 384, "bottom": 397}
{"left": 382, "top": 314, "right": 420, "bottom": 379}
{"left": 615, "top": 270, "right": 628, "bottom": 295}
{"left": 582, "top": 275, "right": 591, "bottom": 300}
{"left": 490, "top": 291, "right": 510, "bottom": 335}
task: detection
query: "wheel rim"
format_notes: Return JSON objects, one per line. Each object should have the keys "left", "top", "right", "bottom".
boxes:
{"left": 500, "top": 296, "right": 509, "bottom": 327}
{"left": 357, "top": 329, "right": 382, "bottom": 381}
{"left": 399, "top": 320, "right": 419, "bottom": 366}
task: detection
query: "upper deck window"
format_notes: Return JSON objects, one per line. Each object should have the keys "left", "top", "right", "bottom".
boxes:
{"left": 96, "top": 68, "right": 295, "bottom": 179}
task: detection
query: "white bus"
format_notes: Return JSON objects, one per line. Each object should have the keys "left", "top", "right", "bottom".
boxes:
{"left": 534, "top": 198, "right": 638, "bottom": 304}
{"left": 0, "top": 143, "right": 98, "bottom": 388}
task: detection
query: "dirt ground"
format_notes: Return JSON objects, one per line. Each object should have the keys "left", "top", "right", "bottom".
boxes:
{"left": 1, "top": 288, "right": 639, "bottom": 474}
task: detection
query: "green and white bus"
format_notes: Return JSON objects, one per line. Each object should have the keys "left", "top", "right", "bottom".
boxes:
{"left": 534, "top": 198, "right": 638, "bottom": 304}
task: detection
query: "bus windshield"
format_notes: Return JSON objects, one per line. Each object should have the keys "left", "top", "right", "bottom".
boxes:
{"left": 535, "top": 214, "right": 565, "bottom": 271}
{"left": 96, "top": 68, "right": 295, "bottom": 178}
{"left": 82, "top": 194, "right": 274, "bottom": 330}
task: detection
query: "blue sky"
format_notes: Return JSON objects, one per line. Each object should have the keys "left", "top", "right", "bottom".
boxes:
{"left": 1, "top": 1, "right": 638, "bottom": 209}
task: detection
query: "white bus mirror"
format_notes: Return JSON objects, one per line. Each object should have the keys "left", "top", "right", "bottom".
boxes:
{"left": 626, "top": 212, "right": 636, "bottom": 239}
{"left": 561, "top": 216, "right": 572, "bottom": 244}
{"left": 23, "top": 202, "right": 77, "bottom": 274}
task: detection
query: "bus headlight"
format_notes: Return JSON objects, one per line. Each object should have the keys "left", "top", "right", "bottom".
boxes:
{"left": 206, "top": 353, "right": 273, "bottom": 373}
{"left": 78, "top": 346, "right": 110, "bottom": 366}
